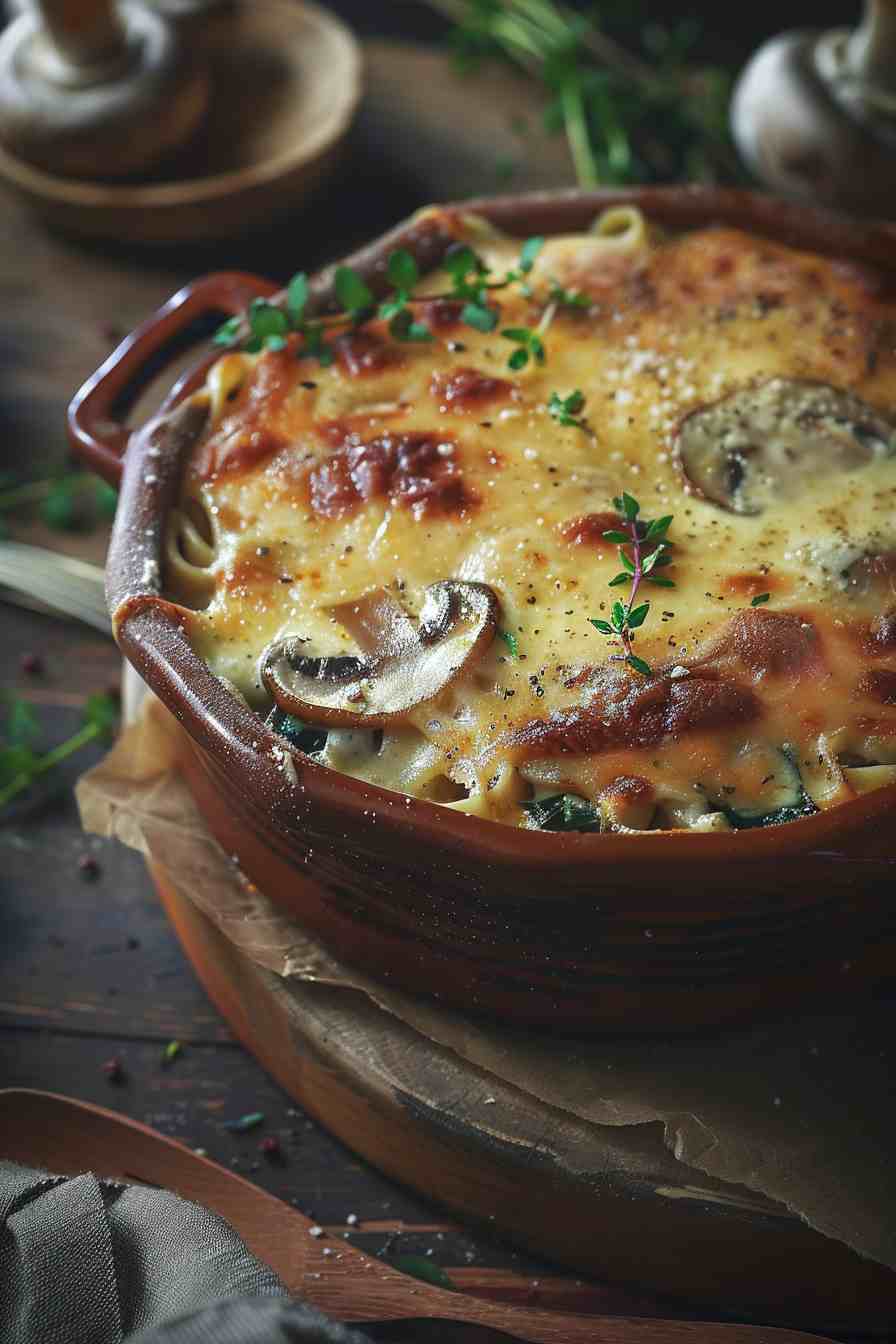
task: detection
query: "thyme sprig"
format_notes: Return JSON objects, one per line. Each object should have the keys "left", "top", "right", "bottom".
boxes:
{"left": 427, "top": 0, "right": 741, "bottom": 188}
{"left": 213, "top": 238, "right": 562, "bottom": 370}
{"left": 589, "top": 493, "right": 674, "bottom": 677}
{"left": 548, "top": 389, "right": 587, "bottom": 429}
{"left": 0, "top": 691, "right": 119, "bottom": 810}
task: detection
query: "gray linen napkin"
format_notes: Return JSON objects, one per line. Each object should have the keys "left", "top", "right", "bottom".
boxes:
{"left": 0, "top": 1161, "right": 372, "bottom": 1344}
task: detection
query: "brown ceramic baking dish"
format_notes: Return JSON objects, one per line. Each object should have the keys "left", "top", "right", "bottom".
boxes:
{"left": 70, "top": 188, "right": 896, "bottom": 1031}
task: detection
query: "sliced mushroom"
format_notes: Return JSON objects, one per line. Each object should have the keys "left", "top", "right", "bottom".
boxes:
{"left": 261, "top": 581, "right": 499, "bottom": 728}
{"left": 676, "top": 379, "right": 896, "bottom": 515}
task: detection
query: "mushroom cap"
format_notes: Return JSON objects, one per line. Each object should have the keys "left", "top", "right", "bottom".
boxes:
{"left": 675, "top": 378, "right": 896, "bottom": 515}
{"left": 260, "top": 580, "right": 499, "bottom": 728}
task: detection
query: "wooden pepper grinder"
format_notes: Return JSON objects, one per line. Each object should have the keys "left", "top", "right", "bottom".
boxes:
{"left": 0, "top": 0, "right": 209, "bottom": 178}
{"left": 732, "top": 0, "right": 896, "bottom": 216}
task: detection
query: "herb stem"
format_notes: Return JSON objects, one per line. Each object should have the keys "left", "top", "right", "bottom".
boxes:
{"left": 618, "top": 517, "right": 644, "bottom": 664}
{"left": 0, "top": 720, "right": 101, "bottom": 809}
{"left": 559, "top": 74, "right": 599, "bottom": 188}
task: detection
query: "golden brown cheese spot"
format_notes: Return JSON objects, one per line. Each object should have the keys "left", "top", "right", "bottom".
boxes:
{"left": 724, "top": 572, "right": 784, "bottom": 599}
{"left": 194, "top": 347, "right": 297, "bottom": 479}
{"left": 719, "top": 609, "right": 821, "bottom": 678}
{"left": 334, "top": 330, "right": 400, "bottom": 378}
{"left": 307, "top": 430, "right": 475, "bottom": 521}
{"left": 559, "top": 511, "right": 622, "bottom": 551}
{"left": 431, "top": 367, "right": 512, "bottom": 414}
{"left": 503, "top": 672, "right": 759, "bottom": 761}
{"left": 423, "top": 298, "right": 464, "bottom": 330}
{"left": 858, "top": 669, "right": 896, "bottom": 704}
{"left": 600, "top": 774, "right": 654, "bottom": 802}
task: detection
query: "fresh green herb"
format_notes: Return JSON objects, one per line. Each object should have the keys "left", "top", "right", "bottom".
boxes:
{"left": 518, "top": 235, "right": 544, "bottom": 273}
{"left": 432, "top": 1, "right": 741, "bottom": 188}
{"left": 501, "top": 326, "right": 545, "bottom": 371}
{"left": 388, "top": 307, "right": 433, "bottom": 343}
{"left": 246, "top": 299, "right": 289, "bottom": 354}
{"left": 548, "top": 389, "right": 588, "bottom": 429}
{"left": 162, "top": 1040, "right": 183, "bottom": 1066}
{"left": 589, "top": 495, "right": 675, "bottom": 677}
{"left": 286, "top": 272, "right": 310, "bottom": 325}
{"left": 222, "top": 1111, "right": 265, "bottom": 1133}
{"left": 751, "top": 592, "right": 771, "bottom": 607}
{"left": 524, "top": 792, "right": 601, "bottom": 832}
{"left": 547, "top": 279, "right": 590, "bottom": 308}
{"left": 334, "top": 266, "right": 374, "bottom": 319}
{"left": 212, "top": 316, "right": 241, "bottom": 347}
{"left": 214, "top": 236, "right": 562, "bottom": 367}
{"left": 460, "top": 301, "right": 498, "bottom": 333}
{"left": 379, "top": 250, "right": 433, "bottom": 341}
{"left": 498, "top": 628, "right": 519, "bottom": 658}
{"left": 0, "top": 690, "right": 119, "bottom": 810}
{"left": 391, "top": 1256, "right": 456, "bottom": 1290}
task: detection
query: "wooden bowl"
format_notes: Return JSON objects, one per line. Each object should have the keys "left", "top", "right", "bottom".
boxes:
{"left": 0, "top": 0, "right": 362, "bottom": 244}
{"left": 70, "top": 188, "right": 896, "bottom": 1031}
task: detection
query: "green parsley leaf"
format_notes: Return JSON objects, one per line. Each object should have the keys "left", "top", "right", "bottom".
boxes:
{"left": 461, "top": 302, "right": 498, "bottom": 333}
{"left": 627, "top": 602, "right": 650, "bottom": 628}
{"left": 248, "top": 300, "right": 289, "bottom": 347}
{"left": 519, "top": 236, "right": 544, "bottom": 273}
{"left": 444, "top": 244, "right": 486, "bottom": 291}
{"left": 334, "top": 266, "right": 374, "bottom": 316}
{"left": 646, "top": 575, "right": 676, "bottom": 588}
{"left": 548, "top": 389, "right": 587, "bottom": 429}
{"left": 618, "top": 548, "right": 635, "bottom": 574}
{"left": 212, "top": 315, "right": 242, "bottom": 347}
{"left": 611, "top": 600, "right": 627, "bottom": 631}
{"left": 388, "top": 309, "right": 432, "bottom": 343}
{"left": 589, "top": 618, "right": 613, "bottom": 635}
{"left": 498, "top": 628, "right": 519, "bottom": 658}
{"left": 507, "top": 347, "right": 529, "bottom": 370}
{"left": 751, "top": 592, "right": 771, "bottom": 606}
{"left": 607, "top": 573, "right": 629, "bottom": 586}
{"left": 286, "top": 272, "right": 309, "bottom": 325}
{"left": 619, "top": 491, "right": 640, "bottom": 522}
{"left": 602, "top": 529, "right": 630, "bottom": 543}
{"left": 645, "top": 515, "right": 673, "bottom": 540}
{"left": 163, "top": 1039, "right": 182, "bottom": 1064}
{"left": 387, "top": 248, "right": 420, "bottom": 292}
{"left": 626, "top": 654, "right": 653, "bottom": 677}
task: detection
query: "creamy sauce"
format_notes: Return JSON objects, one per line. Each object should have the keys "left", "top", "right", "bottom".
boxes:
{"left": 166, "top": 213, "right": 896, "bottom": 830}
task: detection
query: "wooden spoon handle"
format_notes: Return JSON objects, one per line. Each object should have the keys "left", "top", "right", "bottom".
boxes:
{"left": 0, "top": 1090, "right": 834, "bottom": 1344}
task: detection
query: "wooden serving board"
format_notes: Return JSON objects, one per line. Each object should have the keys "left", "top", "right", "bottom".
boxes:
{"left": 148, "top": 861, "right": 896, "bottom": 1333}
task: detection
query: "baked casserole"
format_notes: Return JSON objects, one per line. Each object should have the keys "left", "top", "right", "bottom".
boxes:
{"left": 158, "top": 204, "right": 896, "bottom": 836}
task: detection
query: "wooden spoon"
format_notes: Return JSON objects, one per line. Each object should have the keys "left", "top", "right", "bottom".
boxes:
{"left": 0, "top": 1089, "right": 834, "bottom": 1344}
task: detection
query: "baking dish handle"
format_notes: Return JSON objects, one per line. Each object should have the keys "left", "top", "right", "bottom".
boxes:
{"left": 67, "top": 271, "right": 279, "bottom": 485}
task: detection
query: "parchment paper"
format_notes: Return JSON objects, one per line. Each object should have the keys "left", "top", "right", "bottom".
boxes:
{"left": 77, "top": 689, "right": 896, "bottom": 1273}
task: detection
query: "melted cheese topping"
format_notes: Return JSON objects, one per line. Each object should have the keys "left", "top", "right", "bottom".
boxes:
{"left": 166, "top": 209, "right": 896, "bottom": 832}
